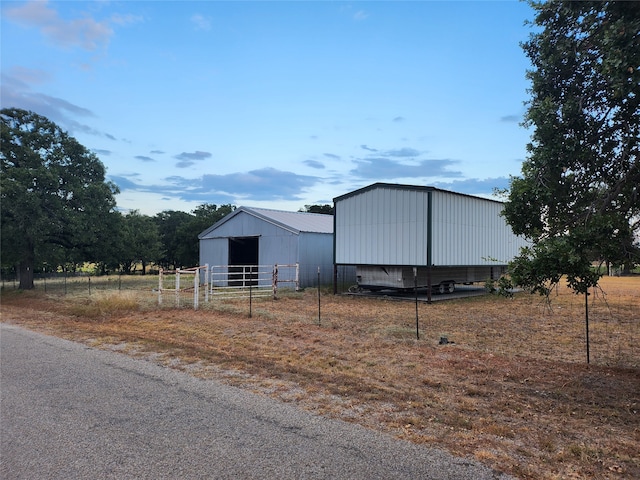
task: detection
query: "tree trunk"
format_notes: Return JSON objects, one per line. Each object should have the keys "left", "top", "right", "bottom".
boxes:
{"left": 18, "top": 255, "right": 34, "bottom": 290}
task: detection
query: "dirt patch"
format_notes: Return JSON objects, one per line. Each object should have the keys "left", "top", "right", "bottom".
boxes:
{"left": 1, "top": 276, "right": 638, "bottom": 479}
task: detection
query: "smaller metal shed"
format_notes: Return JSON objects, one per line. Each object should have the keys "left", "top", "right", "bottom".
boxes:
{"left": 198, "top": 207, "right": 338, "bottom": 288}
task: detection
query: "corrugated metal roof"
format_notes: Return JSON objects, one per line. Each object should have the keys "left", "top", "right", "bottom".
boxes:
{"left": 246, "top": 207, "right": 334, "bottom": 234}
{"left": 199, "top": 206, "right": 333, "bottom": 238}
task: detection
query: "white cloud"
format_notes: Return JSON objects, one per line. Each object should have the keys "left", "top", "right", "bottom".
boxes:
{"left": 191, "top": 14, "right": 211, "bottom": 31}
{"left": 350, "top": 157, "right": 462, "bottom": 180}
{"left": 353, "top": 10, "right": 369, "bottom": 21}
{"left": 2, "top": 66, "right": 52, "bottom": 86}
{"left": 110, "top": 13, "right": 143, "bottom": 27}
{"left": 5, "top": 0, "right": 113, "bottom": 51}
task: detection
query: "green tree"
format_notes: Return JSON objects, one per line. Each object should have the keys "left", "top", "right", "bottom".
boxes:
{"left": 1, "top": 108, "right": 119, "bottom": 289}
{"left": 176, "top": 204, "right": 235, "bottom": 267}
{"left": 300, "top": 204, "right": 334, "bottom": 215}
{"left": 93, "top": 211, "right": 126, "bottom": 275}
{"left": 154, "top": 210, "right": 193, "bottom": 270}
{"left": 503, "top": 1, "right": 640, "bottom": 296}
{"left": 119, "top": 210, "right": 164, "bottom": 275}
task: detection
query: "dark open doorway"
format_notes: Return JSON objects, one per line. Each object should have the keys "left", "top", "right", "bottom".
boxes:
{"left": 228, "top": 237, "right": 259, "bottom": 286}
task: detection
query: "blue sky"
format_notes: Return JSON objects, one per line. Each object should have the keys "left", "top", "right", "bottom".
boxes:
{"left": 2, "top": 0, "right": 535, "bottom": 215}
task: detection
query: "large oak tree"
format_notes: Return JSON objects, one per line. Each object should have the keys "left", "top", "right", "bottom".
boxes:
{"left": 1, "top": 108, "right": 119, "bottom": 289}
{"left": 503, "top": 1, "right": 640, "bottom": 296}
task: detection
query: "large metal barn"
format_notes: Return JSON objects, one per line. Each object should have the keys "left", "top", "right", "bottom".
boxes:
{"left": 333, "top": 183, "right": 529, "bottom": 297}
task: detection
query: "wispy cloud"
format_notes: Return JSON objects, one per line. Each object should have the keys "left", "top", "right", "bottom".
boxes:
{"left": 110, "top": 168, "right": 321, "bottom": 203}
{"left": 0, "top": 68, "right": 104, "bottom": 135}
{"left": 432, "top": 177, "right": 511, "bottom": 196}
{"left": 323, "top": 153, "right": 340, "bottom": 160}
{"left": 1, "top": 69, "right": 94, "bottom": 118}
{"left": 175, "top": 151, "right": 212, "bottom": 161}
{"left": 191, "top": 14, "right": 211, "bottom": 31}
{"left": 381, "top": 148, "right": 420, "bottom": 158}
{"left": 1, "top": 66, "right": 51, "bottom": 86}
{"left": 350, "top": 157, "right": 462, "bottom": 180}
{"left": 174, "top": 151, "right": 212, "bottom": 168}
{"left": 304, "top": 159, "right": 325, "bottom": 169}
{"left": 5, "top": 0, "right": 113, "bottom": 50}
{"left": 92, "top": 149, "right": 111, "bottom": 156}
{"left": 110, "top": 13, "right": 143, "bottom": 27}
{"left": 196, "top": 168, "right": 318, "bottom": 201}
{"left": 353, "top": 10, "right": 369, "bottom": 21}
{"left": 135, "top": 155, "right": 156, "bottom": 162}
{"left": 500, "top": 114, "right": 521, "bottom": 123}
{"left": 5, "top": 1, "right": 142, "bottom": 52}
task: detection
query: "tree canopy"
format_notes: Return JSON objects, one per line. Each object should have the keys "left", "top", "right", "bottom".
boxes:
{"left": 300, "top": 204, "right": 334, "bottom": 215}
{"left": 1, "top": 108, "right": 120, "bottom": 289}
{"left": 173, "top": 204, "right": 236, "bottom": 267}
{"left": 154, "top": 210, "right": 194, "bottom": 270}
{"left": 118, "top": 210, "right": 164, "bottom": 275}
{"left": 503, "top": 1, "right": 640, "bottom": 295}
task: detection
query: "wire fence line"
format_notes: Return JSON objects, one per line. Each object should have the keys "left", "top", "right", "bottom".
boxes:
{"left": 1, "top": 273, "right": 160, "bottom": 295}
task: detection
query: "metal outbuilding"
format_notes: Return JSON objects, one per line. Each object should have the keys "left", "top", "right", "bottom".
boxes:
{"left": 199, "top": 207, "right": 344, "bottom": 288}
{"left": 333, "top": 183, "right": 529, "bottom": 295}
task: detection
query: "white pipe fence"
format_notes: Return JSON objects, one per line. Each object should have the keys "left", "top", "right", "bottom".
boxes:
{"left": 208, "top": 263, "right": 299, "bottom": 300}
{"left": 158, "top": 264, "right": 209, "bottom": 309}
{"left": 158, "top": 263, "right": 300, "bottom": 309}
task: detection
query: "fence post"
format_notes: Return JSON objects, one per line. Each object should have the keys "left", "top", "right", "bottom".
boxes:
{"left": 273, "top": 264, "right": 278, "bottom": 299}
{"left": 204, "top": 264, "right": 209, "bottom": 303}
{"left": 176, "top": 270, "right": 180, "bottom": 307}
{"left": 414, "top": 267, "right": 419, "bottom": 340}
{"left": 317, "top": 266, "right": 321, "bottom": 326}
{"left": 158, "top": 269, "right": 163, "bottom": 305}
{"left": 295, "top": 263, "right": 300, "bottom": 291}
{"left": 194, "top": 271, "right": 199, "bottom": 310}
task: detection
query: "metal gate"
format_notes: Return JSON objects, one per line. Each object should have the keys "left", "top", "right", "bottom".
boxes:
{"left": 208, "top": 264, "right": 299, "bottom": 299}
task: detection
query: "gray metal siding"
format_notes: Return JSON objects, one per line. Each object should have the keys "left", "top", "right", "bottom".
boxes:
{"left": 299, "top": 232, "right": 334, "bottom": 285}
{"left": 335, "top": 186, "right": 429, "bottom": 265}
{"left": 335, "top": 184, "right": 528, "bottom": 267}
{"left": 431, "top": 191, "right": 526, "bottom": 266}
{"left": 258, "top": 235, "right": 298, "bottom": 267}
{"left": 200, "top": 211, "right": 288, "bottom": 239}
{"left": 199, "top": 238, "right": 228, "bottom": 267}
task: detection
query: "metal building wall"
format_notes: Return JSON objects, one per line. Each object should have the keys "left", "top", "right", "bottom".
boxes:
{"left": 199, "top": 237, "right": 227, "bottom": 268}
{"left": 258, "top": 234, "right": 299, "bottom": 269}
{"left": 430, "top": 190, "right": 527, "bottom": 266}
{"left": 335, "top": 184, "right": 528, "bottom": 267}
{"left": 334, "top": 185, "right": 429, "bottom": 265}
{"left": 201, "top": 211, "right": 288, "bottom": 239}
{"left": 299, "top": 232, "right": 336, "bottom": 285}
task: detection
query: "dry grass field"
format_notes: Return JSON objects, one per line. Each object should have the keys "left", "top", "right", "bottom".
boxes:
{"left": 1, "top": 275, "right": 638, "bottom": 479}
